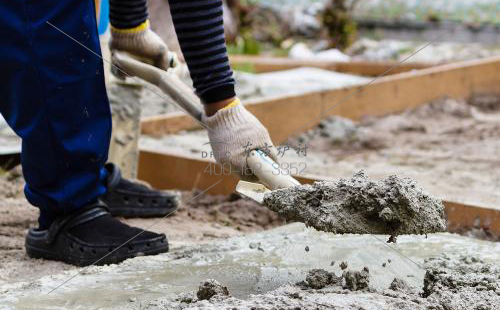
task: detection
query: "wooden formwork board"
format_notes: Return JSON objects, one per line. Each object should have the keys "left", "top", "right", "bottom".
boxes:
{"left": 138, "top": 149, "right": 320, "bottom": 195}
{"left": 138, "top": 149, "right": 500, "bottom": 235}
{"left": 444, "top": 201, "right": 500, "bottom": 235}
{"left": 229, "top": 55, "right": 432, "bottom": 75}
{"left": 141, "top": 56, "right": 500, "bottom": 141}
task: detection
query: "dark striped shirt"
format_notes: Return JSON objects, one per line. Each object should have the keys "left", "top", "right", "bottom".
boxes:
{"left": 109, "top": 0, "right": 236, "bottom": 104}
{"left": 109, "top": 0, "right": 148, "bottom": 29}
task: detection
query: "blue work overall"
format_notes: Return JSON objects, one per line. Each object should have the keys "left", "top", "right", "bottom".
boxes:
{"left": 0, "top": 0, "right": 111, "bottom": 228}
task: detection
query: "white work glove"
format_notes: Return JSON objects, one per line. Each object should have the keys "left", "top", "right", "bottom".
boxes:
{"left": 202, "top": 99, "right": 279, "bottom": 182}
{"left": 109, "top": 20, "right": 178, "bottom": 72}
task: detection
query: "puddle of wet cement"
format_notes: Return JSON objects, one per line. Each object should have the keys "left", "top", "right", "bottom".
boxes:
{"left": 2, "top": 223, "right": 498, "bottom": 310}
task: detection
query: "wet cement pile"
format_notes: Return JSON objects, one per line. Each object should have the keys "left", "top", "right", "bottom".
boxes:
{"left": 142, "top": 254, "right": 498, "bottom": 310}
{"left": 423, "top": 254, "right": 500, "bottom": 310}
{"left": 263, "top": 171, "right": 446, "bottom": 238}
{"left": 196, "top": 279, "right": 230, "bottom": 300}
{"left": 299, "top": 267, "right": 370, "bottom": 291}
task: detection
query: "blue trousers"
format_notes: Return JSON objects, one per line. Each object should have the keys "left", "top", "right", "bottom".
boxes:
{"left": 0, "top": 0, "right": 111, "bottom": 228}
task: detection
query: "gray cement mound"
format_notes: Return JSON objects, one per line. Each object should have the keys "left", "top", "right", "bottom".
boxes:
{"left": 423, "top": 254, "right": 500, "bottom": 310}
{"left": 196, "top": 279, "right": 230, "bottom": 300}
{"left": 343, "top": 267, "right": 371, "bottom": 291}
{"left": 389, "top": 277, "right": 415, "bottom": 293}
{"left": 263, "top": 171, "right": 446, "bottom": 238}
{"left": 301, "top": 269, "right": 341, "bottom": 289}
{"left": 300, "top": 267, "right": 371, "bottom": 291}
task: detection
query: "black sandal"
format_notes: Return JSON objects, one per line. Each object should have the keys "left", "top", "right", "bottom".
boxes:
{"left": 25, "top": 202, "right": 168, "bottom": 266}
{"left": 101, "top": 163, "right": 180, "bottom": 218}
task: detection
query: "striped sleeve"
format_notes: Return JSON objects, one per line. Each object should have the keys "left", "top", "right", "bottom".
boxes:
{"left": 109, "top": 0, "right": 149, "bottom": 29}
{"left": 169, "top": 0, "right": 236, "bottom": 104}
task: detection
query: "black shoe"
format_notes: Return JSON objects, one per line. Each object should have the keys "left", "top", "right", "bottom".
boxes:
{"left": 101, "top": 163, "right": 179, "bottom": 218}
{"left": 25, "top": 202, "right": 168, "bottom": 266}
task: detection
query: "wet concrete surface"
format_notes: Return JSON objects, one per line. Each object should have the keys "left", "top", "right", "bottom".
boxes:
{"left": 1, "top": 223, "right": 498, "bottom": 310}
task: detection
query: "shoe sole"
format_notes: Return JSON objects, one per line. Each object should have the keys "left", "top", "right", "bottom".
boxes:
{"left": 25, "top": 240, "right": 169, "bottom": 266}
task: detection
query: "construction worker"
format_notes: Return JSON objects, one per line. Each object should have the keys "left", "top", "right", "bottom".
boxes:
{"left": 0, "top": 0, "right": 276, "bottom": 266}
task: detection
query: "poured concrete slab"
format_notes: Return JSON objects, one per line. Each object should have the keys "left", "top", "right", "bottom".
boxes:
{"left": 235, "top": 67, "right": 371, "bottom": 101}
{"left": 2, "top": 223, "right": 498, "bottom": 310}
{"left": 140, "top": 67, "right": 371, "bottom": 117}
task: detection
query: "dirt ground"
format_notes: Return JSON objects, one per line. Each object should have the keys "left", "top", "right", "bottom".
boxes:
{"left": 0, "top": 168, "right": 284, "bottom": 286}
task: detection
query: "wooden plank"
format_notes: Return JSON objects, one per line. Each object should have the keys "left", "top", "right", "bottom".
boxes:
{"left": 142, "top": 56, "right": 500, "bottom": 139}
{"left": 334, "top": 60, "right": 432, "bottom": 76}
{"left": 443, "top": 201, "right": 500, "bottom": 235}
{"left": 138, "top": 149, "right": 500, "bottom": 234}
{"left": 141, "top": 111, "right": 196, "bottom": 136}
{"left": 138, "top": 149, "right": 239, "bottom": 194}
{"left": 138, "top": 149, "right": 322, "bottom": 195}
{"left": 229, "top": 55, "right": 432, "bottom": 75}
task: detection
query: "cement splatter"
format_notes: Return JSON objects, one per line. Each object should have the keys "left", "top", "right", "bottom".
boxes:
{"left": 300, "top": 267, "right": 371, "bottom": 291}
{"left": 301, "top": 269, "right": 341, "bottom": 289}
{"left": 263, "top": 171, "right": 446, "bottom": 238}
{"left": 196, "top": 279, "right": 230, "bottom": 300}
{"left": 107, "top": 82, "right": 143, "bottom": 179}
{"left": 389, "top": 278, "right": 415, "bottom": 293}
{"left": 343, "top": 267, "right": 370, "bottom": 291}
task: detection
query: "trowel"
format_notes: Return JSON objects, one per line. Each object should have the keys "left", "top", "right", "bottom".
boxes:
{"left": 111, "top": 52, "right": 301, "bottom": 204}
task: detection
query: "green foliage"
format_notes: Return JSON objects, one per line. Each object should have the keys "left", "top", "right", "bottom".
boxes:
{"left": 231, "top": 62, "right": 256, "bottom": 73}
{"left": 322, "top": 0, "right": 357, "bottom": 50}
{"left": 227, "top": 31, "right": 261, "bottom": 56}
{"left": 426, "top": 9, "right": 441, "bottom": 23}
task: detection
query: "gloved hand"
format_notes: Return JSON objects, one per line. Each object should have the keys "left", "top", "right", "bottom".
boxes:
{"left": 109, "top": 20, "right": 178, "bottom": 72}
{"left": 202, "top": 98, "right": 279, "bottom": 181}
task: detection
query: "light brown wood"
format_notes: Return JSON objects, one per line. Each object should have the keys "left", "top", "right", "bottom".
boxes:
{"left": 138, "top": 149, "right": 239, "bottom": 194}
{"left": 444, "top": 201, "right": 500, "bottom": 235}
{"left": 138, "top": 149, "right": 322, "bottom": 195}
{"left": 141, "top": 112, "right": 199, "bottom": 136}
{"left": 138, "top": 149, "right": 500, "bottom": 234}
{"left": 229, "top": 55, "right": 433, "bottom": 75}
{"left": 141, "top": 55, "right": 500, "bottom": 140}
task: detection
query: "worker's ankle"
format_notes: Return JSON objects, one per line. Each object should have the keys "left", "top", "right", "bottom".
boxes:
{"left": 38, "top": 210, "right": 60, "bottom": 230}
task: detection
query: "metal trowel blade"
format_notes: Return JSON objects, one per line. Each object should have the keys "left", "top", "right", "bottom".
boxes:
{"left": 235, "top": 181, "right": 271, "bottom": 204}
